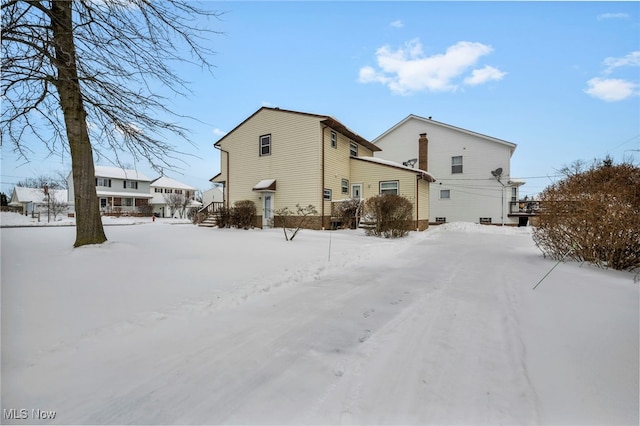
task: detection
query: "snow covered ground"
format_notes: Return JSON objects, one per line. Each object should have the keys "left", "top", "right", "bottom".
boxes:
{"left": 1, "top": 212, "right": 638, "bottom": 425}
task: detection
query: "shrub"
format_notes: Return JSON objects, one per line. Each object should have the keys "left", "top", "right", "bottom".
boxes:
{"left": 214, "top": 206, "right": 232, "bottom": 228}
{"left": 334, "top": 198, "right": 363, "bottom": 229}
{"left": 364, "top": 194, "right": 413, "bottom": 238}
{"left": 231, "top": 200, "right": 256, "bottom": 229}
{"left": 532, "top": 159, "right": 639, "bottom": 271}
{"left": 274, "top": 204, "right": 318, "bottom": 241}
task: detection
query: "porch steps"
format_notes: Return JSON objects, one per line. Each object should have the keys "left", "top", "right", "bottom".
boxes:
{"left": 198, "top": 215, "right": 217, "bottom": 228}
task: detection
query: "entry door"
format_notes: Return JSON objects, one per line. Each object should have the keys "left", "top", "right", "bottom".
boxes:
{"left": 263, "top": 193, "right": 274, "bottom": 227}
{"left": 351, "top": 184, "right": 363, "bottom": 199}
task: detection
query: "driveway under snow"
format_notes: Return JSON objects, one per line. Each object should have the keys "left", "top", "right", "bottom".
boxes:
{"left": 1, "top": 219, "right": 638, "bottom": 425}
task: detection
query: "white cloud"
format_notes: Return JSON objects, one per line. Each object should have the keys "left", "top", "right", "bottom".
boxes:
{"left": 603, "top": 51, "right": 640, "bottom": 74}
{"left": 358, "top": 39, "right": 504, "bottom": 94}
{"left": 597, "top": 12, "right": 629, "bottom": 20}
{"left": 463, "top": 65, "right": 507, "bottom": 86}
{"left": 212, "top": 128, "right": 226, "bottom": 137}
{"left": 584, "top": 77, "right": 639, "bottom": 102}
{"left": 390, "top": 20, "right": 403, "bottom": 28}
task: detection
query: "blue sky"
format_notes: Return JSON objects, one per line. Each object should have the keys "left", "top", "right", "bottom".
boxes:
{"left": 1, "top": 1, "right": 638, "bottom": 198}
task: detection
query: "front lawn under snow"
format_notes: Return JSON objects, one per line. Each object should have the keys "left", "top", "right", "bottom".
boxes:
{"left": 1, "top": 216, "right": 638, "bottom": 425}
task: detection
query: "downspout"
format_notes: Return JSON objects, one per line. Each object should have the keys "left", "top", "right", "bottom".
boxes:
{"left": 321, "top": 125, "right": 326, "bottom": 230}
{"left": 416, "top": 175, "right": 420, "bottom": 231}
{"left": 215, "top": 145, "right": 230, "bottom": 208}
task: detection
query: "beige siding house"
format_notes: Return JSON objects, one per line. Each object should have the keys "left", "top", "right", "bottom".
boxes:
{"left": 212, "top": 107, "right": 435, "bottom": 230}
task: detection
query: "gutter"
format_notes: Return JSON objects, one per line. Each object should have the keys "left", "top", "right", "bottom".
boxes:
{"left": 215, "top": 145, "right": 230, "bottom": 207}
{"left": 321, "top": 124, "right": 326, "bottom": 230}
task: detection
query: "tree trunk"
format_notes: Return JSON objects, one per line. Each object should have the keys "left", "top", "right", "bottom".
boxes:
{"left": 50, "top": 1, "right": 107, "bottom": 247}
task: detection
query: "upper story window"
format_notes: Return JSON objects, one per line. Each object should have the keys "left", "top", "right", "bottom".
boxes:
{"left": 154, "top": 188, "right": 163, "bottom": 193}
{"left": 123, "top": 180, "right": 138, "bottom": 189}
{"left": 323, "top": 188, "right": 332, "bottom": 201}
{"left": 350, "top": 142, "right": 358, "bottom": 157}
{"left": 451, "top": 156, "right": 463, "bottom": 174}
{"left": 379, "top": 180, "right": 399, "bottom": 195}
{"left": 175, "top": 189, "right": 183, "bottom": 195}
{"left": 330, "top": 131, "right": 337, "bottom": 148}
{"left": 260, "top": 134, "right": 271, "bottom": 156}
{"left": 96, "top": 178, "right": 111, "bottom": 187}
{"left": 164, "top": 188, "right": 173, "bottom": 193}
{"left": 440, "top": 189, "right": 451, "bottom": 199}
{"left": 511, "top": 187, "right": 517, "bottom": 202}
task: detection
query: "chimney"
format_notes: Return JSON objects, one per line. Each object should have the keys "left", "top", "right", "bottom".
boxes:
{"left": 418, "top": 133, "right": 429, "bottom": 171}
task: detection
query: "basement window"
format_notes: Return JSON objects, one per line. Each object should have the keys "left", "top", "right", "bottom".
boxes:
{"left": 435, "top": 217, "right": 446, "bottom": 224}
{"left": 479, "top": 217, "right": 492, "bottom": 224}
{"left": 440, "top": 190, "right": 450, "bottom": 199}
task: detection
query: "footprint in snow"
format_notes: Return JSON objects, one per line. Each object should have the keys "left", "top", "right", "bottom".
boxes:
{"left": 359, "top": 329, "right": 371, "bottom": 343}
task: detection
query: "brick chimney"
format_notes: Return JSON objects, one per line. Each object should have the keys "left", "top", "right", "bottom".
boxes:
{"left": 418, "top": 133, "right": 429, "bottom": 171}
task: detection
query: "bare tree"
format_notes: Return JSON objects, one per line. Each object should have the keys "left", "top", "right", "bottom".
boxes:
{"left": 163, "top": 192, "right": 185, "bottom": 218}
{"left": 274, "top": 204, "right": 318, "bottom": 241}
{"left": 2, "top": 1, "right": 221, "bottom": 246}
{"left": 15, "top": 173, "right": 66, "bottom": 190}
{"left": 46, "top": 187, "right": 68, "bottom": 221}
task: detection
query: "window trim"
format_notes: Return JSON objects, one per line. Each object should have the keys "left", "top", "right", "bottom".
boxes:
{"left": 330, "top": 131, "right": 337, "bottom": 149}
{"left": 259, "top": 134, "right": 271, "bottom": 157}
{"left": 349, "top": 142, "right": 358, "bottom": 157}
{"left": 451, "top": 156, "right": 463, "bottom": 174}
{"left": 379, "top": 180, "right": 399, "bottom": 195}
{"left": 341, "top": 178, "right": 349, "bottom": 194}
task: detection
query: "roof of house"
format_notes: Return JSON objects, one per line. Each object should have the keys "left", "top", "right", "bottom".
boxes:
{"left": 149, "top": 176, "right": 197, "bottom": 190}
{"left": 354, "top": 157, "right": 436, "bottom": 182}
{"left": 214, "top": 106, "right": 381, "bottom": 153}
{"left": 94, "top": 166, "right": 152, "bottom": 181}
{"left": 10, "top": 187, "right": 68, "bottom": 205}
{"left": 372, "top": 114, "right": 517, "bottom": 150}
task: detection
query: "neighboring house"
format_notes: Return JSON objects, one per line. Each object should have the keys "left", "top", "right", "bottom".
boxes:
{"left": 372, "top": 114, "right": 525, "bottom": 225}
{"left": 67, "top": 166, "right": 153, "bottom": 215}
{"left": 150, "top": 176, "right": 201, "bottom": 218}
{"left": 211, "top": 107, "right": 435, "bottom": 229}
{"left": 9, "top": 186, "right": 69, "bottom": 215}
{"left": 202, "top": 186, "right": 224, "bottom": 208}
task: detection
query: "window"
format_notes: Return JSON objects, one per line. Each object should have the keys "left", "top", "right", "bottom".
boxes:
{"left": 96, "top": 178, "right": 111, "bottom": 187}
{"left": 350, "top": 142, "right": 358, "bottom": 157}
{"left": 435, "top": 217, "right": 446, "bottom": 224}
{"left": 123, "top": 180, "right": 138, "bottom": 189}
{"left": 123, "top": 198, "right": 133, "bottom": 207}
{"left": 440, "top": 189, "right": 450, "bottom": 199}
{"left": 379, "top": 180, "right": 399, "bottom": 195}
{"left": 260, "top": 134, "right": 271, "bottom": 156}
{"left": 479, "top": 217, "right": 492, "bottom": 224}
{"left": 451, "top": 156, "right": 463, "bottom": 174}
{"left": 164, "top": 188, "right": 172, "bottom": 193}
{"left": 511, "top": 187, "right": 517, "bottom": 202}
{"left": 175, "top": 189, "right": 183, "bottom": 195}
{"left": 331, "top": 131, "right": 337, "bottom": 148}
{"left": 323, "top": 188, "right": 332, "bottom": 201}
{"left": 341, "top": 179, "right": 349, "bottom": 194}
{"left": 154, "top": 188, "right": 163, "bottom": 193}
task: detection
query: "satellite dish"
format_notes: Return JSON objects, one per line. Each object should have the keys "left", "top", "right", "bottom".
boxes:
{"left": 491, "top": 167, "right": 503, "bottom": 177}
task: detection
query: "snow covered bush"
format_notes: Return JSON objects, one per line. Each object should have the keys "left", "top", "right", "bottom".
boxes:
{"left": 532, "top": 158, "right": 639, "bottom": 271}
{"left": 364, "top": 194, "right": 413, "bottom": 238}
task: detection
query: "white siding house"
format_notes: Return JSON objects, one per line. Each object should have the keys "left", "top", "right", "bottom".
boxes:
{"left": 149, "top": 176, "right": 200, "bottom": 218}
{"left": 67, "top": 166, "right": 153, "bottom": 215}
{"left": 9, "top": 186, "right": 69, "bottom": 216}
{"left": 373, "top": 115, "right": 525, "bottom": 225}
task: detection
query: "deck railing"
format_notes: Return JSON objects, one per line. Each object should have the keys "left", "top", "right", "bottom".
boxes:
{"left": 198, "top": 201, "right": 224, "bottom": 215}
{"left": 508, "top": 200, "right": 541, "bottom": 216}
